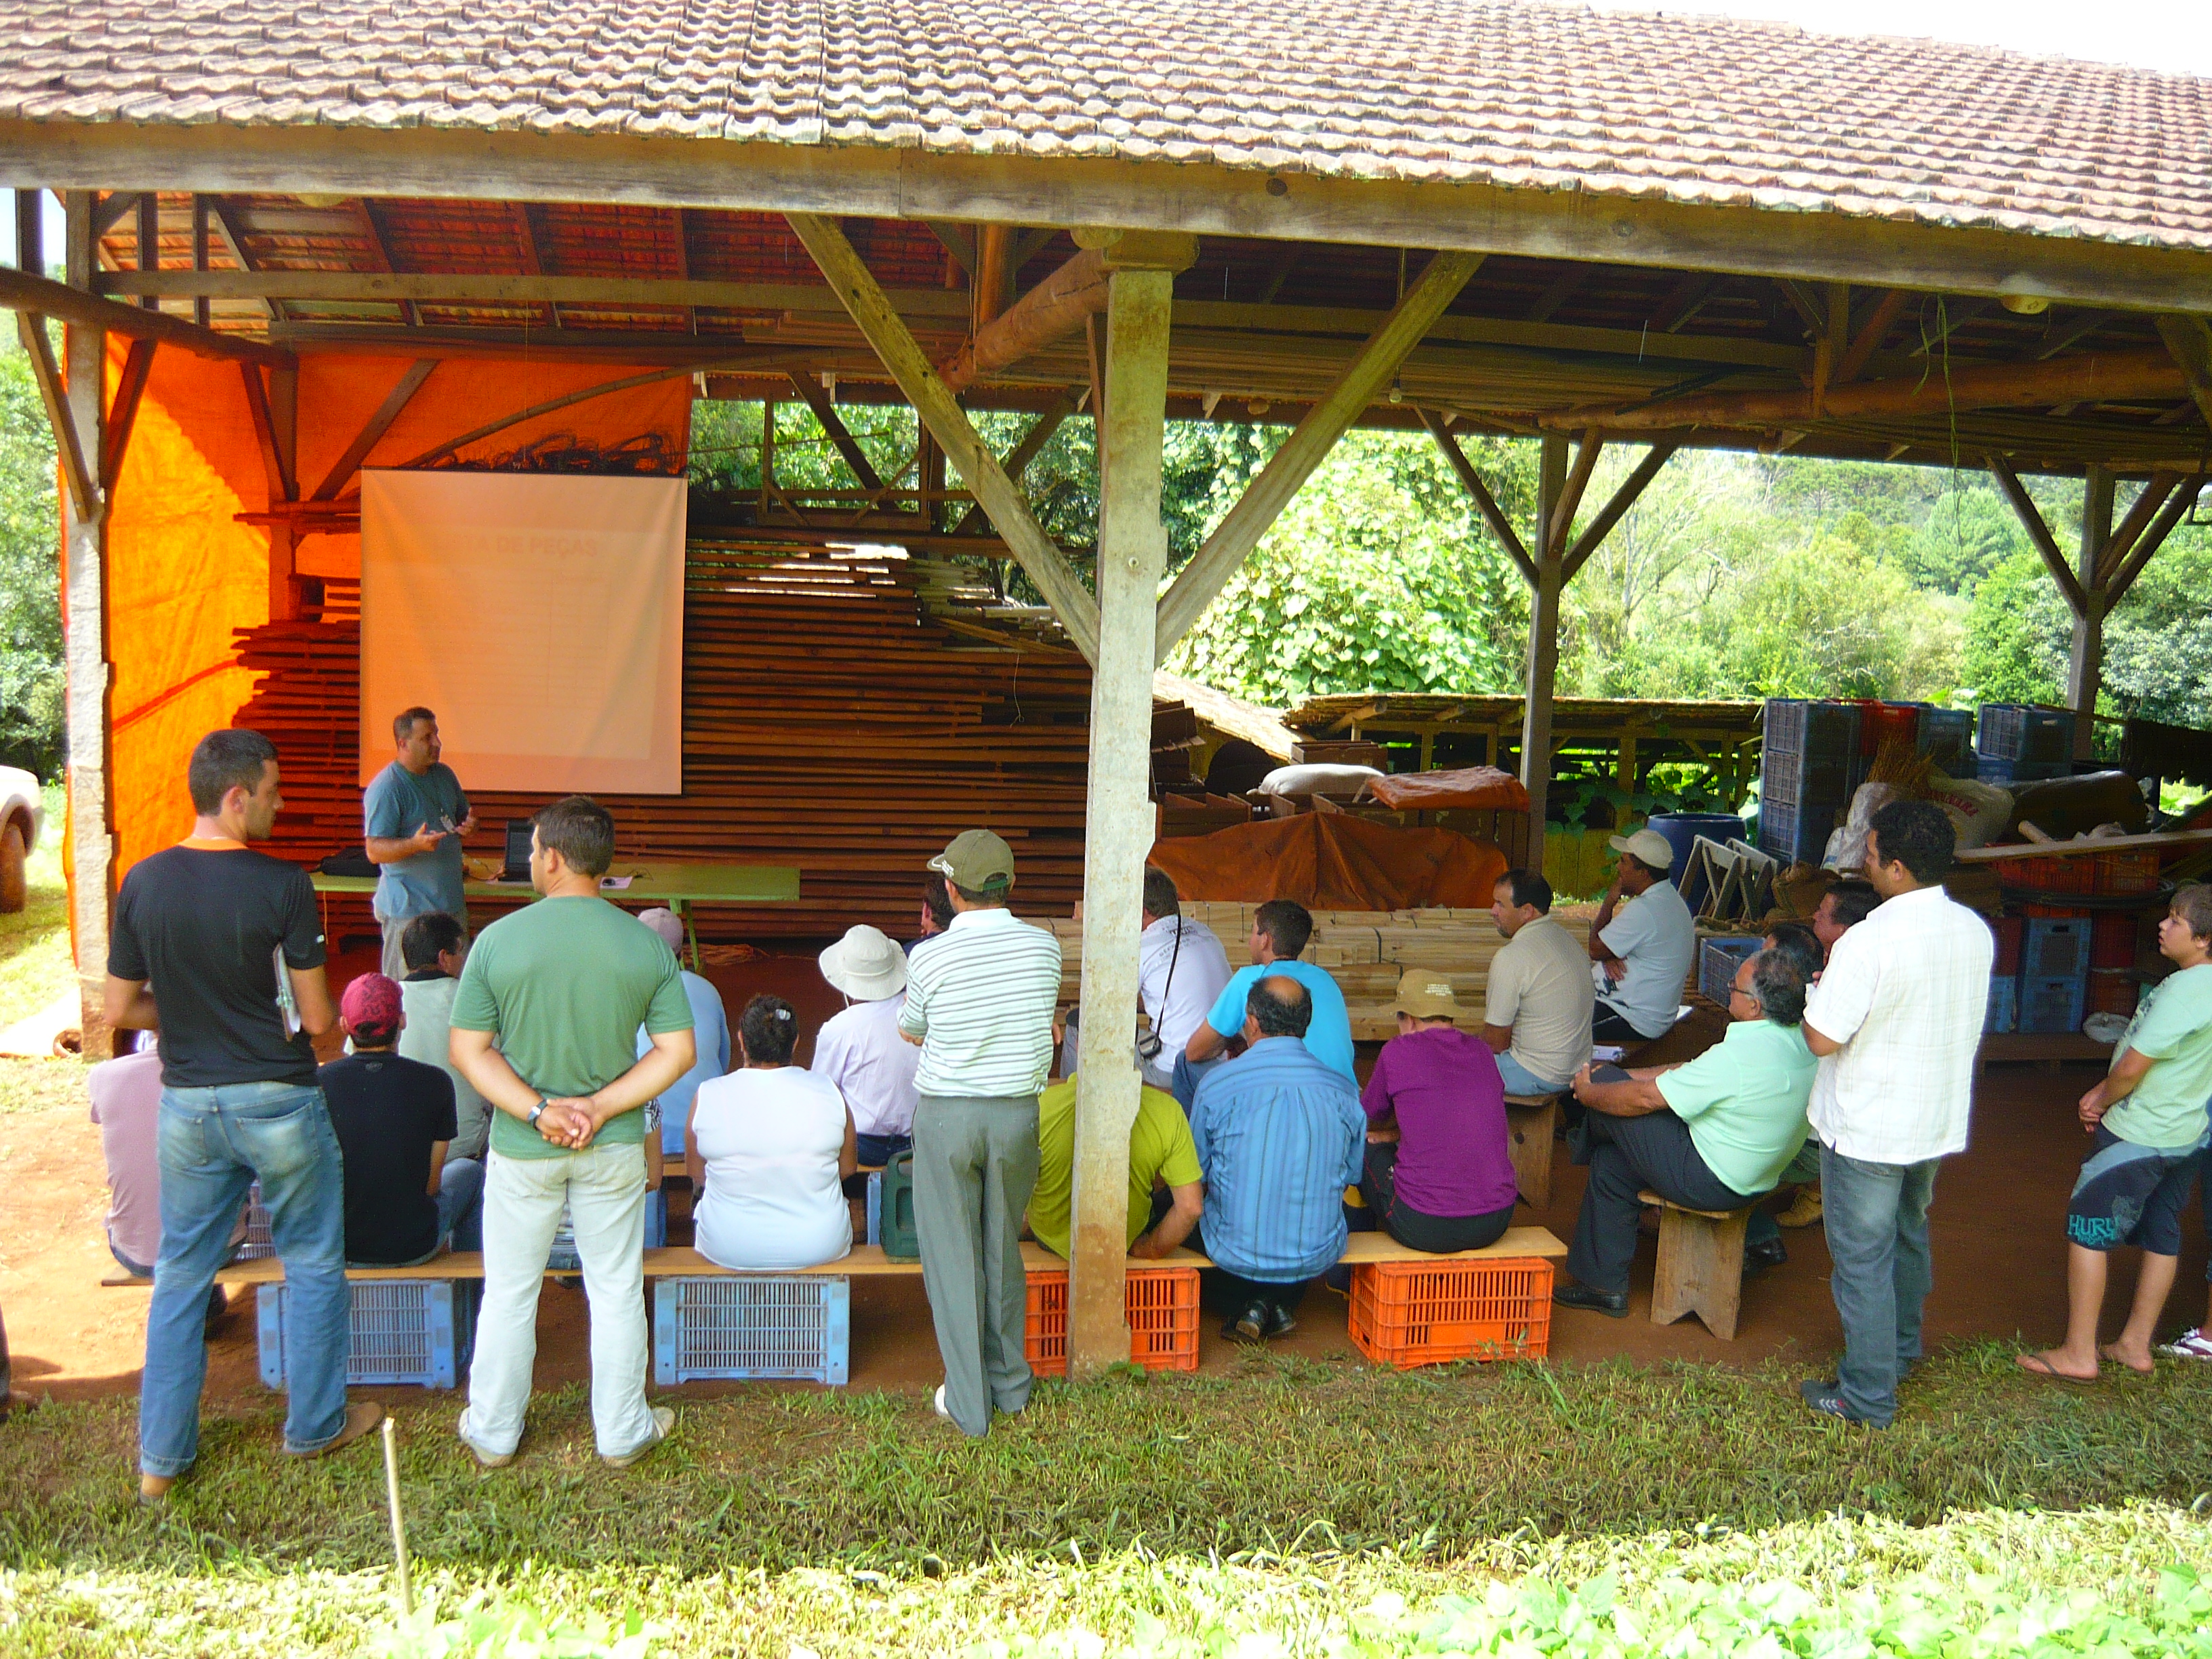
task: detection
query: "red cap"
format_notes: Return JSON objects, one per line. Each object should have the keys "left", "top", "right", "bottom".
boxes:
{"left": 340, "top": 972, "right": 403, "bottom": 1044}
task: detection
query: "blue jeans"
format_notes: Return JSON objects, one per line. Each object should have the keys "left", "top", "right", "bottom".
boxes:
{"left": 1495, "top": 1050, "right": 1569, "bottom": 1098}
{"left": 855, "top": 1132, "right": 911, "bottom": 1169}
{"left": 1820, "top": 1143, "right": 1942, "bottom": 1427}
{"left": 142, "top": 1081, "right": 351, "bottom": 1475}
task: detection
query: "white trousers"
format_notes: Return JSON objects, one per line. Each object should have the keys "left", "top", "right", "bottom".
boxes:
{"left": 459, "top": 1139, "right": 656, "bottom": 1460}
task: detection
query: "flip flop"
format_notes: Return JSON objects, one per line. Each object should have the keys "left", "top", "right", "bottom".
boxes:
{"left": 2015, "top": 1352, "right": 2097, "bottom": 1386}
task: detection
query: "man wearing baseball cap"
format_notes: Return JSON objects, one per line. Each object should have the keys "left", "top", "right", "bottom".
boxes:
{"left": 1586, "top": 827, "right": 1697, "bottom": 1044}
{"left": 899, "top": 830, "right": 1063, "bottom": 1436}
{"left": 320, "top": 972, "right": 483, "bottom": 1266}
{"left": 1359, "top": 972, "right": 1519, "bottom": 1254}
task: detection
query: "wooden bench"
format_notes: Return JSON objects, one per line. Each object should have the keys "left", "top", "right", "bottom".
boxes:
{"left": 1502, "top": 1092, "right": 1564, "bottom": 1208}
{"left": 1637, "top": 1189, "right": 1753, "bottom": 1340}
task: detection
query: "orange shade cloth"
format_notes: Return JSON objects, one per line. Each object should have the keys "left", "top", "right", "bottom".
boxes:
{"left": 1147, "top": 813, "right": 1509, "bottom": 912}
{"left": 1361, "top": 765, "right": 1531, "bottom": 813}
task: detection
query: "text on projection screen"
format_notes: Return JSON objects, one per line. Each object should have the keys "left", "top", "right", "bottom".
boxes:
{"left": 359, "top": 471, "right": 685, "bottom": 793}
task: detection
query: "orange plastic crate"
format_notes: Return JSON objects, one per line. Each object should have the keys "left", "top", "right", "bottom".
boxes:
{"left": 1024, "top": 1265, "right": 1200, "bottom": 1378}
{"left": 2093, "top": 850, "right": 2161, "bottom": 895}
{"left": 2009, "top": 855, "right": 2097, "bottom": 895}
{"left": 1347, "top": 1256, "right": 1555, "bottom": 1369}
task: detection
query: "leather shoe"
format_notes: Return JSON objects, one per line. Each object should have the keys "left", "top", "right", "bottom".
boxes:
{"left": 1553, "top": 1282, "right": 1629, "bottom": 1317}
{"left": 1223, "top": 1301, "right": 1269, "bottom": 1343}
{"left": 1742, "top": 1236, "right": 1788, "bottom": 1276}
{"left": 1263, "top": 1303, "right": 1298, "bottom": 1339}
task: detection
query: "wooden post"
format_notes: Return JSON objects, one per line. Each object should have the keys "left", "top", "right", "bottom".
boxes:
{"left": 2069, "top": 466, "right": 2112, "bottom": 763}
{"left": 61, "top": 190, "right": 114, "bottom": 1059}
{"left": 1068, "top": 249, "right": 1179, "bottom": 1379}
{"left": 1521, "top": 434, "right": 1568, "bottom": 872}
{"left": 14, "top": 188, "right": 41, "bottom": 278}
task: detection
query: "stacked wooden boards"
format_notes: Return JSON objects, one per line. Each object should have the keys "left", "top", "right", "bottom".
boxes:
{"left": 231, "top": 540, "right": 1097, "bottom": 937}
{"left": 1048, "top": 903, "right": 1597, "bottom": 1042}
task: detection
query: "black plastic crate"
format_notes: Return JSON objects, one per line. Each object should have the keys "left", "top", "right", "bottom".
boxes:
{"left": 1917, "top": 708, "right": 1973, "bottom": 776}
{"left": 1759, "top": 748, "right": 1853, "bottom": 810}
{"left": 1978, "top": 703, "right": 2074, "bottom": 764}
{"left": 1757, "top": 796, "right": 1841, "bottom": 866}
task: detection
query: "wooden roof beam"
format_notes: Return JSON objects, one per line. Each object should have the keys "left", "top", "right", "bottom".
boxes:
{"left": 2154, "top": 315, "right": 2212, "bottom": 432}
{"left": 785, "top": 209, "right": 1102, "bottom": 664}
{"left": 1155, "top": 248, "right": 1485, "bottom": 659}
{"left": 353, "top": 199, "right": 419, "bottom": 327}
{"left": 2094, "top": 473, "right": 2179, "bottom": 589}
{"left": 787, "top": 371, "right": 885, "bottom": 491}
{"left": 2106, "top": 478, "right": 2203, "bottom": 607}
{"left": 0, "top": 263, "right": 292, "bottom": 365}
{"left": 1524, "top": 264, "right": 1588, "bottom": 323}
{"left": 1547, "top": 428, "right": 1604, "bottom": 557}
{"left": 100, "top": 337, "right": 157, "bottom": 493}
{"left": 939, "top": 243, "right": 1109, "bottom": 394}
{"left": 1561, "top": 443, "right": 1677, "bottom": 583}
{"left": 1832, "top": 287, "right": 1912, "bottom": 384}
{"left": 1988, "top": 456, "right": 2088, "bottom": 617}
{"left": 312, "top": 357, "right": 436, "bottom": 499}
{"left": 133, "top": 192, "right": 159, "bottom": 310}
{"left": 15, "top": 312, "right": 96, "bottom": 521}
{"left": 203, "top": 195, "right": 276, "bottom": 321}
{"left": 1417, "top": 406, "right": 1537, "bottom": 588}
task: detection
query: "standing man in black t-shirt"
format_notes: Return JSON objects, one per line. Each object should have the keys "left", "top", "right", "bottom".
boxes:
{"left": 104, "top": 729, "right": 384, "bottom": 1504}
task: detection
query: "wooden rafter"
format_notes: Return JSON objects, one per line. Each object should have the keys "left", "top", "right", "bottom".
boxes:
{"left": 1547, "top": 428, "right": 1604, "bottom": 556}
{"left": 100, "top": 338, "right": 158, "bottom": 493}
{"left": 787, "top": 371, "right": 884, "bottom": 491}
{"left": 353, "top": 199, "right": 419, "bottom": 327}
{"left": 0, "top": 264, "right": 291, "bottom": 365}
{"left": 940, "top": 245, "right": 1109, "bottom": 393}
{"left": 1833, "top": 288, "right": 1911, "bottom": 384}
{"left": 1252, "top": 246, "right": 1299, "bottom": 304}
{"left": 312, "top": 357, "right": 436, "bottom": 499}
{"left": 133, "top": 193, "right": 159, "bottom": 310}
{"left": 1778, "top": 279, "right": 1829, "bottom": 338}
{"left": 2154, "top": 315, "right": 2212, "bottom": 433}
{"left": 91, "top": 191, "right": 138, "bottom": 239}
{"left": 1154, "top": 249, "right": 1486, "bottom": 659}
{"left": 954, "top": 388, "right": 1079, "bottom": 536}
{"left": 1908, "top": 295, "right": 1994, "bottom": 356}
{"left": 16, "top": 312, "right": 96, "bottom": 521}
{"left": 237, "top": 362, "right": 293, "bottom": 503}
{"left": 784, "top": 210, "right": 1103, "bottom": 663}
{"left": 925, "top": 222, "right": 977, "bottom": 280}
{"left": 2095, "top": 474, "right": 2179, "bottom": 588}
{"left": 1987, "top": 456, "right": 2088, "bottom": 617}
{"left": 1417, "top": 407, "right": 1537, "bottom": 588}
{"left": 1525, "top": 266, "right": 1587, "bottom": 323}
{"left": 1009, "top": 227, "right": 1057, "bottom": 270}
{"left": 203, "top": 195, "right": 277, "bottom": 321}
{"left": 1654, "top": 271, "right": 1725, "bottom": 333}
{"left": 1561, "top": 444, "right": 1678, "bottom": 583}
{"left": 2037, "top": 310, "right": 2109, "bottom": 360}
{"left": 2107, "top": 478, "right": 2203, "bottom": 607}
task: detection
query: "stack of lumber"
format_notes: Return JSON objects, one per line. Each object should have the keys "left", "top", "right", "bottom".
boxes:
{"left": 231, "top": 540, "right": 1103, "bottom": 938}
{"left": 1048, "top": 903, "right": 1596, "bottom": 1041}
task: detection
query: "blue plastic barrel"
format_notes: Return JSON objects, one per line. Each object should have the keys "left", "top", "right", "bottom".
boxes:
{"left": 1643, "top": 812, "right": 1750, "bottom": 909}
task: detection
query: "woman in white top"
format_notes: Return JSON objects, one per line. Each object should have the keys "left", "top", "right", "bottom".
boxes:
{"left": 687, "top": 994, "right": 857, "bottom": 1271}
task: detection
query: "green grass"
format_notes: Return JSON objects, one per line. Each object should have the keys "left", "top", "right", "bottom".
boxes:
{"left": 0, "top": 785, "right": 71, "bottom": 1036}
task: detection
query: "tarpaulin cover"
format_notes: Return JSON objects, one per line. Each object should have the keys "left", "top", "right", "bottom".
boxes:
{"left": 1361, "top": 765, "right": 1531, "bottom": 813}
{"left": 1146, "top": 813, "right": 1509, "bottom": 911}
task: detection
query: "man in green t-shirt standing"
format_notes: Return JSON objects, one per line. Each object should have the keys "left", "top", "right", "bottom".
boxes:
{"left": 447, "top": 796, "right": 695, "bottom": 1469}
{"left": 2020, "top": 882, "right": 2212, "bottom": 1382}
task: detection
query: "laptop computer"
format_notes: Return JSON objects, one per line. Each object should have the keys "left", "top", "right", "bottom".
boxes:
{"left": 493, "top": 819, "right": 533, "bottom": 882}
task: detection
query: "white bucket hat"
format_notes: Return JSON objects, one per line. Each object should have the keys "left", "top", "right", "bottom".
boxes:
{"left": 819, "top": 924, "right": 908, "bottom": 1001}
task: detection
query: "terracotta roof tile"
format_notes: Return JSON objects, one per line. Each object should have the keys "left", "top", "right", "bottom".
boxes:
{"left": 2, "top": 0, "right": 2209, "bottom": 249}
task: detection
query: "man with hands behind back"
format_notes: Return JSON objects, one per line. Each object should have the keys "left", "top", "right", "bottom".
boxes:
{"left": 447, "top": 796, "right": 695, "bottom": 1471}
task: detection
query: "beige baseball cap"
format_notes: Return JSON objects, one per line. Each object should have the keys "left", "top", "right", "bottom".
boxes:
{"left": 927, "top": 828, "right": 1016, "bottom": 892}
{"left": 1394, "top": 970, "right": 1462, "bottom": 1021}
{"left": 1609, "top": 827, "right": 1675, "bottom": 871}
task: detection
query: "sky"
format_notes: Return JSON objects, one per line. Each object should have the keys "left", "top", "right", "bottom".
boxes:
{"left": 5, "top": 1, "right": 2209, "bottom": 269}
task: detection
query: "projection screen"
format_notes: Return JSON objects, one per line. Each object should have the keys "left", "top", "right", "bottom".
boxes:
{"left": 359, "top": 470, "right": 685, "bottom": 793}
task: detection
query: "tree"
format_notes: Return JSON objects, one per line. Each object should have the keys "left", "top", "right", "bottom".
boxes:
{"left": 0, "top": 337, "right": 62, "bottom": 777}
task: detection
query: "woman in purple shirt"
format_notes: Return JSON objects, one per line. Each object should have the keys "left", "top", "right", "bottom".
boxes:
{"left": 1360, "top": 972, "right": 1519, "bottom": 1252}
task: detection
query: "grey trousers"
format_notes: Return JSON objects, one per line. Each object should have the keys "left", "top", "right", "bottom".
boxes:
{"left": 912, "top": 1091, "right": 1041, "bottom": 1437}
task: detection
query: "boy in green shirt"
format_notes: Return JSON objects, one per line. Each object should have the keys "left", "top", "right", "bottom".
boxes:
{"left": 2020, "top": 882, "right": 2212, "bottom": 1382}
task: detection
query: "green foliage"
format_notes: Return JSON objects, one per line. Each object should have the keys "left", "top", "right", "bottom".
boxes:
{"left": 0, "top": 335, "right": 62, "bottom": 777}
{"left": 372, "top": 1597, "right": 663, "bottom": 1659}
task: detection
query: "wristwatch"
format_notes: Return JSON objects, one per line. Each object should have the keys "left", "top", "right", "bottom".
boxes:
{"left": 527, "top": 1099, "right": 548, "bottom": 1126}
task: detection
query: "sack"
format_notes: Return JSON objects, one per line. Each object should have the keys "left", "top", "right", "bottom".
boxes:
{"left": 1825, "top": 782, "right": 1898, "bottom": 872}
{"left": 317, "top": 846, "right": 375, "bottom": 877}
{"left": 1923, "top": 775, "right": 2012, "bottom": 850}
{"left": 1257, "top": 762, "right": 1385, "bottom": 799}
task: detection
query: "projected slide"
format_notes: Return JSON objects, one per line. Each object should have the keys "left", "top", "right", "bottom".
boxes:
{"left": 359, "top": 471, "right": 685, "bottom": 794}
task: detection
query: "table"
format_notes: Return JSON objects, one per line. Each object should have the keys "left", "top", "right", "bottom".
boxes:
{"left": 311, "top": 861, "right": 800, "bottom": 969}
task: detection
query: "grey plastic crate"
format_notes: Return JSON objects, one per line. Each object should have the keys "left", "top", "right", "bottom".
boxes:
{"left": 2018, "top": 974, "right": 2087, "bottom": 1036}
{"left": 653, "top": 1275, "right": 849, "bottom": 1385}
{"left": 256, "top": 1279, "right": 469, "bottom": 1390}
{"left": 1698, "top": 937, "right": 1762, "bottom": 1006}
{"left": 1978, "top": 704, "right": 2074, "bottom": 764}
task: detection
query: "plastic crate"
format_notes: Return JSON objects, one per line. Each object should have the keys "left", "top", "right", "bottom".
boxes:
{"left": 239, "top": 1183, "right": 274, "bottom": 1261}
{"left": 1990, "top": 915, "right": 2023, "bottom": 977}
{"left": 653, "top": 1275, "right": 849, "bottom": 1385}
{"left": 2018, "top": 974, "right": 2088, "bottom": 1036}
{"left": 2087, "top": 969, "right": 2139, "bottom": 1019}
{"left": 2024, "top": 917, "right": 2092, "bottom": 979}
{"left": 1347, "top": 1256, "right": 1555, "bottom": 1369}
{"left": 1024, "top": 1264, "right": 1201, "bottom": 1378}
{"left": 1854, "top": 699, "right": 1923, "bottom": 758}
{"left": 2091, "top": 912, "right": 2137, "bottom": 970}
{"left": 1976, "top": 755, "right": 2071, "bottom": 787}
{"left": 256, "top": 1279, "right": 469, "bottom": 1390}
{"left": 2007, "top": 855, "right": 2098, "bottom": 897}
{"left": 1978, "top": 703, "right": 2075, "bottom": 764}
{"left": 2093, "top": 851, "right": 2161, "bottom": 895}
{"left": 1763, "top": 698, "right": 1860, "bottom": 760}
{"left": 1756, "top": 796, "right": 1840, "bottom": 867}
{"left": 1698, "top": 937, "right": 1762, "bottom": 1006}
{"left": 1917, "top": 708, "right": 1974, "bottom": 776}
{"left": 1985, "top": 977, "right": 2016, "bottom": 1035}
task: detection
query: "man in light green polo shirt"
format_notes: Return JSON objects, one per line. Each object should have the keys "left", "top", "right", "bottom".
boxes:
{"left": 1556, "top": 949, "right": 1815, "bottom": 1316}
{"left": 447, "top": 795, "right": 695, "bottom": 1471}
{"left": 1027, "top": 1078, "right": 1204, "bottom": 1261}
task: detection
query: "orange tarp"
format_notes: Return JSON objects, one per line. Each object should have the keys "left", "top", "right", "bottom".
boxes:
{"left": 1147, "top": 814, "right": 1509, "bottom": 912}
{"left": 1362, "top": 765, "right": 1530, "bottom": 813}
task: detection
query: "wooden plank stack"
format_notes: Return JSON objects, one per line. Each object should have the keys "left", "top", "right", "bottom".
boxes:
{"left": 231, "top": 539, "right": 1100, "bottom": 938}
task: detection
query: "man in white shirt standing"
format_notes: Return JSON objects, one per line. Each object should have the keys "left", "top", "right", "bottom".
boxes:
{"left": 1136, "top": 869, "right": 1233, "bottom": 1092}
{"left": 1587, "top": 829, "right": 1696, "bottom": 1044}
{"left": 814, "top": 924, "right": 922, "bottom": 1166}
{"left": 1801, "top": 799, "right": 1992, "bottom": 1427}
{"left": 899, "top": 830, "right": 1063, "bottom": 1438}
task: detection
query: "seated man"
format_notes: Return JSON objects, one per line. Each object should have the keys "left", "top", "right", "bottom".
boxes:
{"left": 1812, "top": 880, "right": 1881, "bottom": 959}
{"left": 1180, "top": 899, "right": 1354, "bottom": 1106}
{"left": 396, "top": 912, "right": 491, "bottom": 1162}
{"left": 2024, "top": 882, "right": 2212, "bottom": 1380}
{"left": 320, "top": 973, "right": 483, "bottom": 1265}
{"left": 635, "top": 909, "right": 732, "bottom": 1156}
{"left": 1555, "top": 949, "right": 1815, "bottom": 1315}
{"left": 1363, "top": 972, "right": 1519, "bottom": 1252}
{"left": 1027, "top": 1074, "right": 1204, "bottom": 1262}
{"left": 1587, "top": 828, "right": 1697, "bottom": 1044}
{"left": 906, "top": 872, "right": 954, "bottom": 957}
{"left": 814, "top": 924, "right": 922, "bottom": 1167}
{"left": 1189, "top": 977, "right": 1366, "bottom": 1342}
{"left": 89, "top": 1040, "right": 243, "bottom": 1325}
{"left": 1483, "top": 867, "right": 1595, "bottom": 1097}
{"left": 1063, "top": 868, "right": 1235, "bottom": 1088}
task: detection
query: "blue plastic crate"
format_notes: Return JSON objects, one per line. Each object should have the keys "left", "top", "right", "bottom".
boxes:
{"left": 1976, "top": 754, "right": 2071, "bottom": 787}
{"left": 2025, "top": 918, "right": 2092, "bottom": 979}
{"left": 547, "top": 1189, "right": 667, "bottom": 1270}
{"left": 2018, "top": 974, "right": 2087, "bottom": 1036}
{"left": 1978, "top": 704, "right": 2074, "bottom": 764}
{"left": 1763, "top": 699, "right": 1861, "bottom": 760}
{"left": 653, "top": 1276, "right": 849, "bottom": 1385}
{"left": 1699, "top": 937, "right": 1762, "bottom": 1006}
{"left": 863, "top": 1169, "right": 884, "bottom": 1246}
{"left": 1985, "top": 977, "right": 2016, "bottom": 1035}
{"left": 1917, "top": 708, "right": 1973, "bottom": 776}
{"left": 1756, "top": 795, "right": 1840, "bottom": 867}
{"left": 256, "top": 1279, "right": 468, "bottom": 1390}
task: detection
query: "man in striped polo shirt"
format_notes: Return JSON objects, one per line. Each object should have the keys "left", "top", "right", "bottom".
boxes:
{"left": 899, "top": 830, "right": 1063, "bottom": 1437}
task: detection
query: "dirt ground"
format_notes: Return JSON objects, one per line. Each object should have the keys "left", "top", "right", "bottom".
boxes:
{"left": 6, "top": 946, "right": 2205, "bottom": 1406}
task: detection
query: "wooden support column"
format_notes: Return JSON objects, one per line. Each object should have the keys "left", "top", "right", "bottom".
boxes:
{"left": 1521, "top": 435, "right": 1570, "bottom": 867}
{"left": 2068, "top": 466, "right": 2113, "bottom": 763}
{"left": 1067, "top": 251, "right": 1178, "bottom": 1380}
{"left": 60, "top": 191, "right": 113, "bottom": 1058}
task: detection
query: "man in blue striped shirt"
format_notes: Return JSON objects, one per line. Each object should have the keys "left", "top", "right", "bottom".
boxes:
{"left": 1188, "top": 977, "right": 1367, "bottom": 1342}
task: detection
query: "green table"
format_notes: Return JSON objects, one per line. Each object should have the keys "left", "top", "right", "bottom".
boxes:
{"left": 312, "top": 861, "right": 800, "bottom": 969}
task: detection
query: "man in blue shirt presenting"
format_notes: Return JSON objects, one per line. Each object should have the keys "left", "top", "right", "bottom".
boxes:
{"left": 1188, "top": 977, "right": 1366, "bottom": 1343}
{"left": 1177, "top": 899, "right": 1354, "bottom": 1107}
{"left": 363, "top": 706, "right": 474, "bottom": 980}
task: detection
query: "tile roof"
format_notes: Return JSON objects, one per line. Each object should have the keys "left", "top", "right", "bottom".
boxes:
{"left": 3, "top": 1, "right": 2210, "bottom": 251}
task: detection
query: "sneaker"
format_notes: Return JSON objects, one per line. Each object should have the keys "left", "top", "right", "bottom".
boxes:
{"left": 1742, "top": 1236, "right": 1788, "bottom": 1277}
{"left": 455, "top": 1408, "right": 514, "bottom": 1469}
{"left": 602, "top": 1405, "right": 675, "bottom": 1470}
{"left": 1776, "top": 1187, "right": 1824, "bottom": 1229}
{"left": 298, "top": 1400, "right": 384, "bottom": 1460}
{"left": 2157, "top": 1327, "right": 2212, "bottom": 1361}
{"left": 1800, "top": 1378, "right": 1887, "bottom": 1427}
{"left": 1263, "top": 1303, "right": 1298, "bottom": 1340}
{"left": 1223, "top": 1301, "right": 1269, "bottom": 1343}
{"left": 932, "top": 1385, "right": 954, "bottom": 1422}
{"left": 1553, "top": 1282, "right": 1629, "bottom": 1317}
